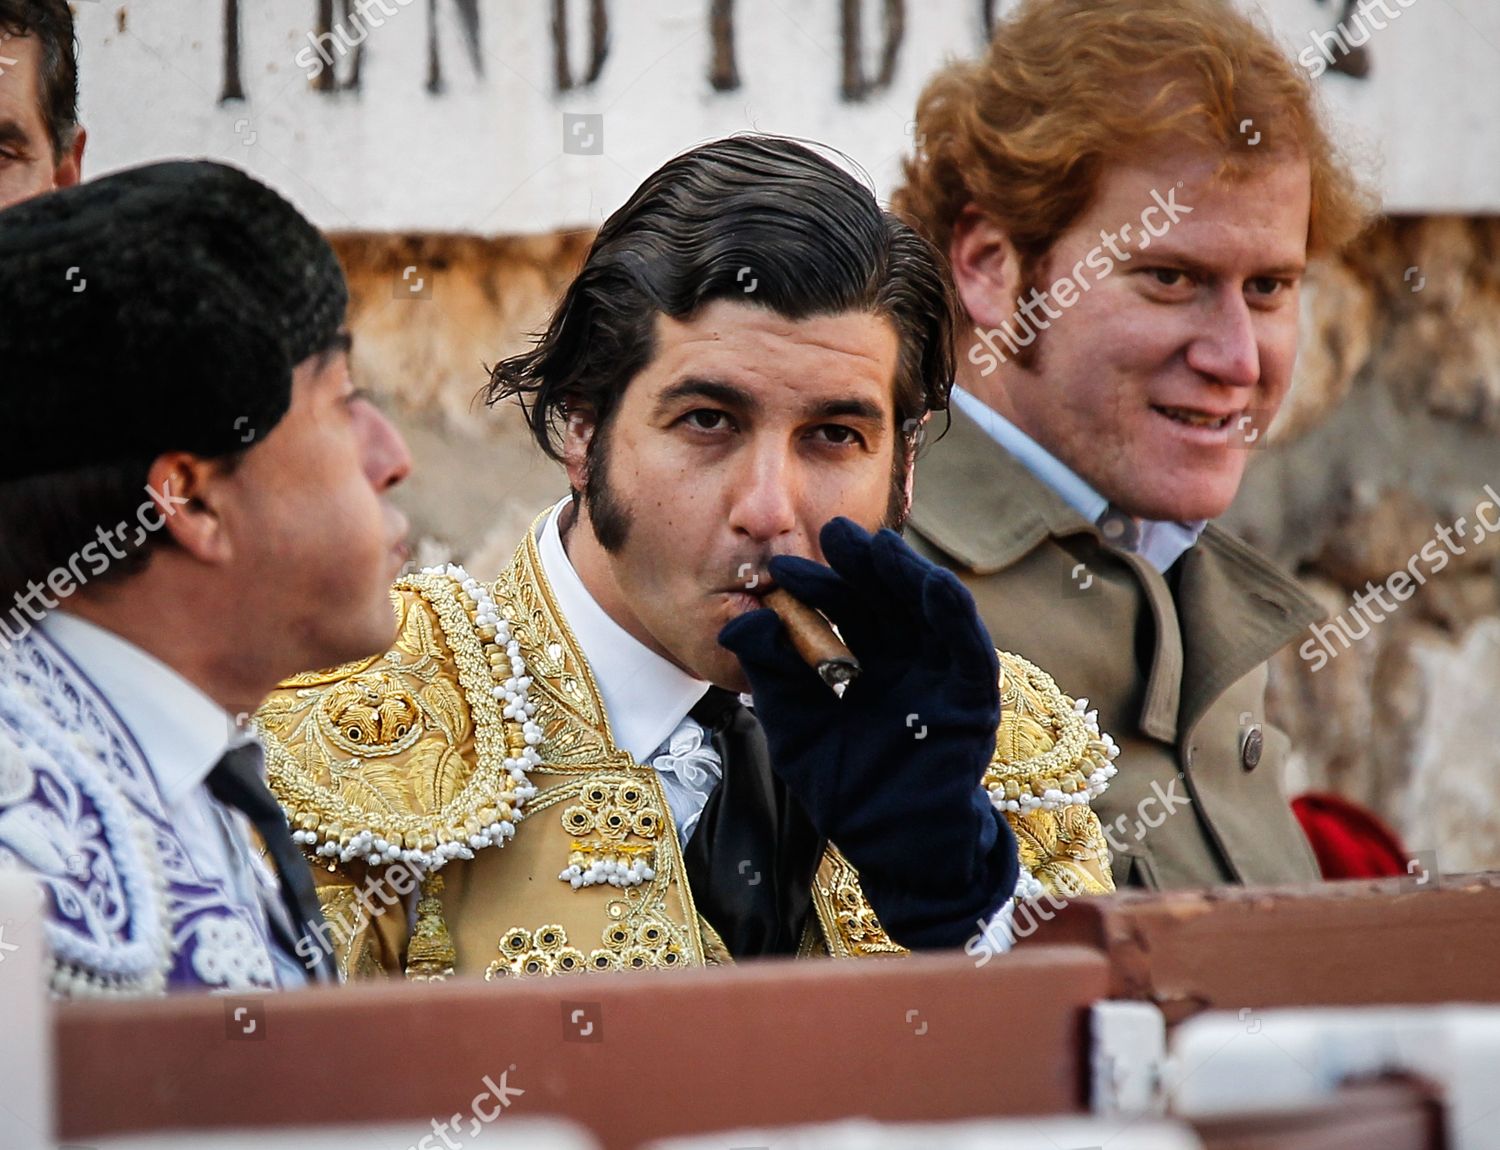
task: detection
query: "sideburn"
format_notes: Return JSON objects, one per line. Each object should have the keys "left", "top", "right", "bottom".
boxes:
{"left": 582, "top": 416, "right": 633, "bottom": 553}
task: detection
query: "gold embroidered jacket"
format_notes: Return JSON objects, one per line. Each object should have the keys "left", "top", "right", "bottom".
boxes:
{"left": 258, "top": 521, "right": 1117, "bottom": 980}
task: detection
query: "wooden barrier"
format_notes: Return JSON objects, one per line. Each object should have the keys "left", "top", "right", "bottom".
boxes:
{"left": 1029, "top": 872, "right": 1500, "bottom": 1025}
{"left": 56, "top": 947, "right": 1108, "bottom": 1150}
{"left": 1188, "top": 1079, "right": 1446, "bottom": 1150}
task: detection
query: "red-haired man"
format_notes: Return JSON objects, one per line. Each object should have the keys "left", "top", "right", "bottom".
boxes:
{"left": 896, "top": 0, "right": 1373, "bottom": 889}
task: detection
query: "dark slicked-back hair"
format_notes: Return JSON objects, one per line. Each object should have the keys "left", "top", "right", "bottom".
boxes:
{"left": 0, "top": 0, "right": 80, "bottom": 156}
{"left": 484, "top": 135, "right": 957, "bottom": 466}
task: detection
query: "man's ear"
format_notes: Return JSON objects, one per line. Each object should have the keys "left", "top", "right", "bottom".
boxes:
{"left": 142, "top": 452, "right": 232, "bottom": 565}
{"left": 949, "top": 205, "right": 1025, "bottom": 331}
{"left": 53, "top": 126, "right": 86, "bottom": 190}
{"left": 560, "top": 405, "right": 598, "bottom": 492}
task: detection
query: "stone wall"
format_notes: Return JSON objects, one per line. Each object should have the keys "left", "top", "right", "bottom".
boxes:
{"left": 1227, "top": 217, "right": 1500, "bottom": 873}
{"left": 332, "top": 216, "right": 1500, "bottom": 873}
{"left": 330, "top": 230, "right": 592, "bottom": 575}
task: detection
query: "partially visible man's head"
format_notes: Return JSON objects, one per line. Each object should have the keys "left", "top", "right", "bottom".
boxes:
{"left": 488, "top": 135, "right": 956, "bottom": 690}
{"left": 0, "top": 0, "right": 84, "bottom": 209}
{"left": 0, "top": 162, "right": 411, "bottom": 694}
{"left": 897, "top": 0, "right": 1376, "bottom": 523}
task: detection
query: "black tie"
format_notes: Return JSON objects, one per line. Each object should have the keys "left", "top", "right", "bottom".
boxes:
{"left": 205, "top": 742, "right": 335, "bottom": 985}
{"left": 681, "top": 688, "right": 824, "bottom": 958}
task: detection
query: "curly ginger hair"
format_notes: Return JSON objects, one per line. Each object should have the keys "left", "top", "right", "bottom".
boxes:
{"left": 895, "top": 0, "right": 1375, "bottom": 288}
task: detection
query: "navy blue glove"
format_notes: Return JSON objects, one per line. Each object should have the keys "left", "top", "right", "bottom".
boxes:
{"left": 717, "top": 518, "right": 1018, "bottom": 950}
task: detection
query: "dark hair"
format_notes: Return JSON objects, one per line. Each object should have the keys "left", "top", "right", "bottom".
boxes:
{"left": 484, "top": 135, "right": 957, "bottom": 464}
{"left": 0, "top": 448, "right": 257, "bottom": 610}
{"left": 0, "top": 460, "right": 160, "bottom": 608}
{"left": 0, "top": 0, "right": 80, "bottom": 157}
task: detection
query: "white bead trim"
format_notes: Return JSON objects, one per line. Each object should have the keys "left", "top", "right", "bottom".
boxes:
{"left": 987, "top": 695, "right": 1119, "bottom": 815}
{"left": 0, "top": 671, "right": 172, "bottom": 997}
{"left": 285, "top": 564, "right": 538, "bottom": 871}
{"left": 558, "top": 858, "right": 657, "bottom": 889}
{"left": 46, "top": 810, "right": 171, "bottom": 998}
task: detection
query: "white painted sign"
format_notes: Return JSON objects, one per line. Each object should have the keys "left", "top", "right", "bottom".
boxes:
{"left": 70, "top": 0, "right": 1500, "bottom": 234}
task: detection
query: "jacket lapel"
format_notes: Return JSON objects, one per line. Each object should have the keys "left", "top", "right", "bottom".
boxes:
{"left": 909, "top": 406, "right": 1090, "bottom": 573}
{"left": 911, "top": 405, "right": 1324, "bottom": 742}
{"left": 1173, "top": 524, "right": 1326, "bottom": 738}
{"left": 910, "top": 406, "right": 1187, "bottom": 741}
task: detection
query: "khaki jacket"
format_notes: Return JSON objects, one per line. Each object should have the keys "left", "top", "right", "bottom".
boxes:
{"left": 907, "top": 407, "right": 1324, "bottom": 890}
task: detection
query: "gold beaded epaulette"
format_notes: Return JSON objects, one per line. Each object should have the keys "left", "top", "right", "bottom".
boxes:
{"left": 257, "top": 566, "right": 542, "bottom": 873}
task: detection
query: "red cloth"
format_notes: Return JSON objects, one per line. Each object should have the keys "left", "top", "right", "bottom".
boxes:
{"left": 1292, "top": 792, "right": 1410, "bottom": 879}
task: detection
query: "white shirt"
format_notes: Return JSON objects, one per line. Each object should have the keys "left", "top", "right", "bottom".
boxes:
{"left": 537, "top": 499, "right": 1015, "bottom": 953}
{"left": 39, "top": 611, "right": 305, "bottom": 987}
{"left": 949, "top": 386, "right": 1208, "bottom": 572}
{"left": 536, "top": 499, "right": 718, "bottom": 846}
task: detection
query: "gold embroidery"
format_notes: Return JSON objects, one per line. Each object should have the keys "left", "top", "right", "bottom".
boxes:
{"left": 811, "top": 845, "right": 907, "bottom": 958}
{"left": 986, "top": 651, "right": 1112, "bottom": 805}
{"left": 796, "top": 914, "right": 826, "bottom": 959}
{"left": 524, "top": 769, "right": 707, "bottom": 969}
{"left": 259, "top": 575, "right": 531, "bottom": 869}
{"left": 314, "top": 884, "right": 366, "bottom": 980}
{"left": 698, "top": 916, "right": 733, "bottom": 965}
{"left": 559, "top": 779, "right": 663, "bottom": 885}
{"left": 491, "top": 522, "right": 711, "bottom": 970}
{"left": 1012, "top": 803, "right": 1114, "bottom": 897}
{"left": 316, "top": 672, "right": 425, "bottom": 757}
{"left": 493, "top": 530, "right": 635, "bottom": 776}
{"left": 484, "top": 918, "right": 686, "bottom": 979}
{"left": 280, "top": 653, "right": 383, "bottom": 689}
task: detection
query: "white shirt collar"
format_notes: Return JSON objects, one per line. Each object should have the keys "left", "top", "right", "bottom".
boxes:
{"left": 949, "top": 385, "right": 1208, "bottom": 572}
{"left": 39, "top": 612, "right": 240, "bottom": 807}
{"left": 536, "top": 498, "right": 711, "bottom": 762}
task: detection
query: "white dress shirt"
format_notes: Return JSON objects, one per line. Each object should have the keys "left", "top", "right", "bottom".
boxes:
{"left": 536, "top": 499, "right": 719, "bottom": 847}
{"left": 538, "top": 498, "right": 1016, "bottom": 953}
{"left": 39, "top": 611, "right": 305, "bottom": 986}
{"left": 949, "top": 386, "right": 1208, "bottom": 572}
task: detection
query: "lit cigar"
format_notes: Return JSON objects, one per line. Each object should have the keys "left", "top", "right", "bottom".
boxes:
{"left": 763, "top": 588, "right": 861, "bottom": 696}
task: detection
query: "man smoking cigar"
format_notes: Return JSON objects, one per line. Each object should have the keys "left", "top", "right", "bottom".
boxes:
{"left": 257, "top": 136, "right": 1118, "bottom": 977}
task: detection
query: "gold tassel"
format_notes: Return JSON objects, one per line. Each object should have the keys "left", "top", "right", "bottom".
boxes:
{"left": 405, "top": 873, "right": 457, "bottom": 981}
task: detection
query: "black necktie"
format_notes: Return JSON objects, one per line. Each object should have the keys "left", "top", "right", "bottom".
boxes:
{"left": 681, "top": 688, "right": 824, "bottom": 958}
{"left": 205, "top": 742, "right": 335, "bottom": 984}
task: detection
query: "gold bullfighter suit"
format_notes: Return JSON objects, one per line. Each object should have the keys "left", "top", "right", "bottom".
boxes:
{"left": 257, "top": 509, "right": 1118, "bottom": 980}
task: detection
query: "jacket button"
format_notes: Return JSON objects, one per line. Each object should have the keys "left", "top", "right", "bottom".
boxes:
{"left": 1240, "top": 726, "right": 1264, "bottom": 771}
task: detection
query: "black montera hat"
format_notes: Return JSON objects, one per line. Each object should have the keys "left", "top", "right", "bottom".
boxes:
{"left": 0, "top": 160, "right": 347, "bottom": 481}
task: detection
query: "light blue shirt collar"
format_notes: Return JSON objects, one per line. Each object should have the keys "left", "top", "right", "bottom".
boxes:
{"left": 948, "top": 386, "right": 1207, "bottom": 572}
